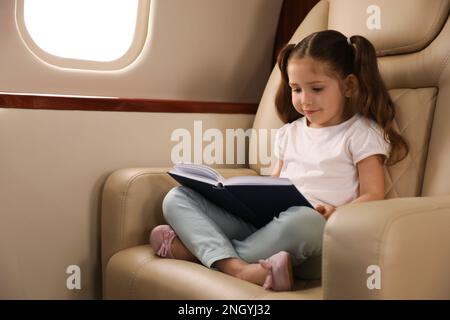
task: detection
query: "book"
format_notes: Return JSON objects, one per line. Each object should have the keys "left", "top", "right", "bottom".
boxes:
{"left": 167, "top": 163, "right": 313, "bottom": 228}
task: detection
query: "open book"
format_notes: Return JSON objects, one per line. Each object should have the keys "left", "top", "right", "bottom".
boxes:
{"left": 168, "top": 163, "right": 313, "bottom": 228}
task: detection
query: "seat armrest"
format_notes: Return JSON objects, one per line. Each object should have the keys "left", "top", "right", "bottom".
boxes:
{"left": 101, "top": 168, "right": 174, "bottom": 275}
{"left": 322, "top": 196, "right": 450, "bottom": 299}
{"left": 101, "top": 167, "right": 258, "bottom": 276}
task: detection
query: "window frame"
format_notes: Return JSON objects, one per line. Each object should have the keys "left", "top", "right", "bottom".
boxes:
{"left": 15, "top": 0, "right": 151, "bottom": 71}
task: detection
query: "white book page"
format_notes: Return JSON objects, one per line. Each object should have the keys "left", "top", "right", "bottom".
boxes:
{"left": 170, "top": 171, "right": 218, "bottom": 186}
{"left": 172, "top": 163, "right": 224, "bottom": 182}
{"left": 223, "top": 176, "right": 292, "bottom": 186}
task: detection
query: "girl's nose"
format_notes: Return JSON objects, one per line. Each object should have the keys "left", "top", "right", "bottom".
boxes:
{"left": 301, "top": 93, "right": 312, "bottom": 107}
{"left": 302, "top": 99, "right": 313, "bottom": 108}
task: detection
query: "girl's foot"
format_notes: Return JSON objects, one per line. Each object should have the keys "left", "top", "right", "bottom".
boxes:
{"left": 214, "top": 253, "right": 294, "bottom": 291}
{"left": 235, "top": 263, "right": 270, "bottom": 286}
{"left": 149, "top": 224, "right": 198, "bottom": 262}
{"left": 259, "top": 251, "right": 294, "bottom": 291}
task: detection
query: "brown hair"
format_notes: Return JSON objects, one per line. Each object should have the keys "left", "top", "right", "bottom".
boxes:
{"left": 275, "top": 30, "right": 408, "bottom": 166}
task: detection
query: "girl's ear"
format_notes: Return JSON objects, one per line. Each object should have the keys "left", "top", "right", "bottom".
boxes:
{"left": 343, "top": 74, "right": 358, "bottom": 97}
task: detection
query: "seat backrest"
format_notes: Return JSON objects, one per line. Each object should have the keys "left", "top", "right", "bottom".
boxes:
{"left": 250, "top": 0, "right": 450, "bottom": 199}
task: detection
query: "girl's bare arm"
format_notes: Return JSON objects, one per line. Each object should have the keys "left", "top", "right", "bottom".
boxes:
{"left": 271, "top": 159, "right": 284, "bottom": 178}
{"left": 351, "top": 154, "right": 385, "bottom": 204}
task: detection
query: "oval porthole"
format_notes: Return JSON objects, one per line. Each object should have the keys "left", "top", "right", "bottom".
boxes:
{"left": 16, "top": 0, "right": 150, "bottom": 70}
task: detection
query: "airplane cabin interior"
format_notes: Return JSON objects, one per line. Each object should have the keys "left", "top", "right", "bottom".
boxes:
{"left": 1, "top": 0, "right": 450, "bottom": 302}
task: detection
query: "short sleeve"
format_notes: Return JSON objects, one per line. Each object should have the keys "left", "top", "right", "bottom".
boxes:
{"left": 273, "top": 124, "right": 290, "bottom": 160}
{"left": 350, "top": 120, "right": 391, "bottom": 165}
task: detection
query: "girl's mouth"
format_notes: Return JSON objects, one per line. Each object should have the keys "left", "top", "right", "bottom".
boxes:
{"left": 304, "top": 110, "right": 319, "bottom": 116}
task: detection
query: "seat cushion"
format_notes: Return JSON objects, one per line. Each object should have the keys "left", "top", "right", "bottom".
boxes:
{"left": 104, "top": 245, "right": 322, "bottom": 300}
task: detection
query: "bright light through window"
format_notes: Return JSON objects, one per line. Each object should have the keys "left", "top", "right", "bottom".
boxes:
{"left": 23, "top": 0, "right": 139, "bottom": 62}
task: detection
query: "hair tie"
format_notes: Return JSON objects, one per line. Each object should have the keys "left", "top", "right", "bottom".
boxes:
{"left": 347, "top": 37, "right": 352, "bottom": 45}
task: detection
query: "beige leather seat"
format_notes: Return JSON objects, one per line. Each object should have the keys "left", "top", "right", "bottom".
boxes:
{"left": 101, "top": 0, "right": 450, "bottom": 299}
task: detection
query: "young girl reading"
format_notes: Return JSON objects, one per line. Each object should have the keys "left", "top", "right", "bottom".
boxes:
{"left": 149, "top": 30, "right": 408, "bottom": 292}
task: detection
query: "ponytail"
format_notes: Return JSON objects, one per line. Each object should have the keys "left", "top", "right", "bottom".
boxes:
{"left": 349, "top": 35, "right": 409, "bottom": 166}
{"left": 275, "top": 44, "right": 303, "bottom": 123}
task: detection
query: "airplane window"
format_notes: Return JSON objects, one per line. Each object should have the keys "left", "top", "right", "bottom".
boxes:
{"left": 22, "top": 0, "right": 139, "bottom": 62}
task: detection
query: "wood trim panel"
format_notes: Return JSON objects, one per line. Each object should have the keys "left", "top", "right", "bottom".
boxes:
{"left": 0, "top": 93, "right": 258, "bottom": 114}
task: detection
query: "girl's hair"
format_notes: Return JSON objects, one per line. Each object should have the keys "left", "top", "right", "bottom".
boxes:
{"left": 275, "top": 29, "right": 408, "bottom": 166}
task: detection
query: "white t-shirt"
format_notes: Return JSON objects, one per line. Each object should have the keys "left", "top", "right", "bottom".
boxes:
{"left": 274, "top": 113, "right": 390, "bottom": 208}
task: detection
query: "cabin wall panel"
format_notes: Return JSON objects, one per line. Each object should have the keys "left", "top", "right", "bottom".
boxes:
{"left": 0, "top": 108, "right": 253, "bottom": 299}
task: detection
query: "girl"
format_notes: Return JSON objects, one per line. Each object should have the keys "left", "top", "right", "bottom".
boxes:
{"left": 150, "top": 30, "right": 408, "bottom": 292}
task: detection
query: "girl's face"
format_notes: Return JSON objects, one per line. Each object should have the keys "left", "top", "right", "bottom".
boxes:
{"left": 287, "top": 57, "right": 355, "bottom": 128}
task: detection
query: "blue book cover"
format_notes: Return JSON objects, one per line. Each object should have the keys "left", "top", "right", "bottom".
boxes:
{"left": 168, "top": 164, "right": 312, "bottom": 228}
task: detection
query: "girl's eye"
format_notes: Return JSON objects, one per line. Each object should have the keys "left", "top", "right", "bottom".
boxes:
{"left": 292, "top": 88, "right": 301, "bottom": 93}
{"left": 313, "top": 87, "right": 323, "bottom": 92}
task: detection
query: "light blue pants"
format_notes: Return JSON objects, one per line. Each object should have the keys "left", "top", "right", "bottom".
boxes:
{"left": 162, "top": 186, "right": 326, "bottom": 279}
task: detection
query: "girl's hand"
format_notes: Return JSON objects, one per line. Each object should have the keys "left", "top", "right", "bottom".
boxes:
{"left": 315, "top": 204, "right": 336, "bottom": 220}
